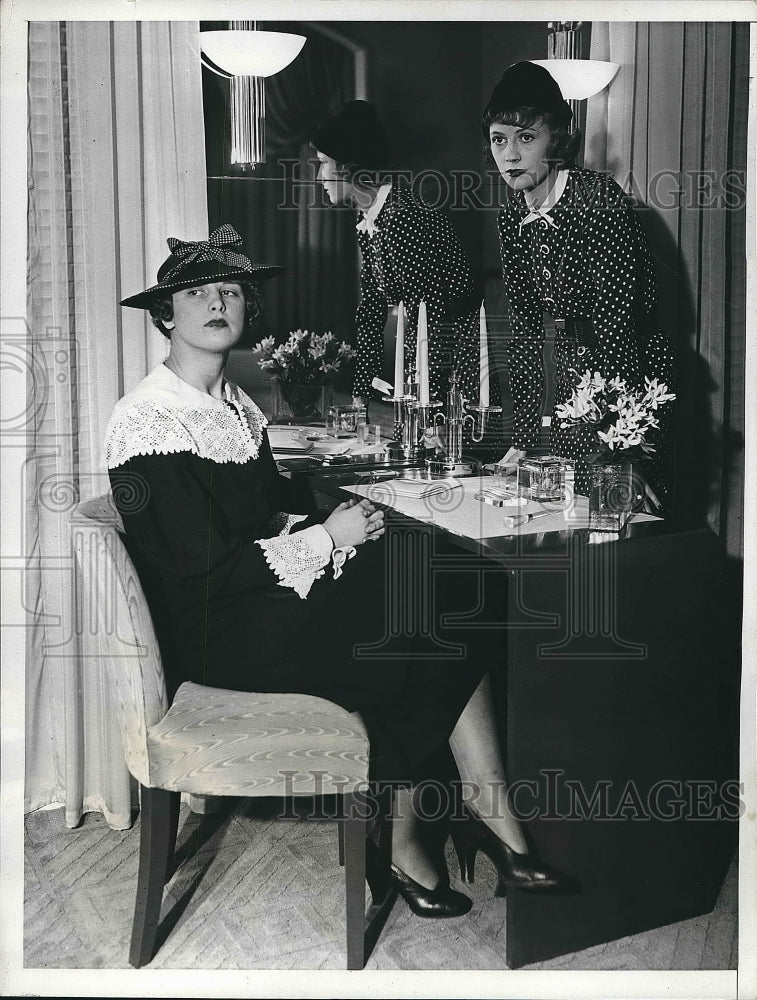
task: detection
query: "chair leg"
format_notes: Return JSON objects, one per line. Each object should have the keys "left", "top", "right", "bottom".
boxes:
{"left": 342, "top": 792, "right": 367, "bottom": 970}
{"left": 164, "top": 790, "right": 181, "bottom": 881}
{"left": 337, "top": 818, "right": 345, "bottom": 867}
{"left": 129, "top": 785, "right": 180, "bottom": 968}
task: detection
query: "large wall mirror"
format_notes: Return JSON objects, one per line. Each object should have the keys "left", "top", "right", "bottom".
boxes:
{"left": 200, "top": 21, "right": 550, "bottom": 420}
{"left": 198, "top": 19, "right": 748, "bottom": 535}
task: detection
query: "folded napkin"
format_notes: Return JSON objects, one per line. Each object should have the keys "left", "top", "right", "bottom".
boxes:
{"left": 266, "top": 428, "right": 314, "bottom": 455}
{"left": 318, "top": 441, "right": 354, "bottom": 456}
{"left": 368, "top": 477, "right": 461, "bottom": 500}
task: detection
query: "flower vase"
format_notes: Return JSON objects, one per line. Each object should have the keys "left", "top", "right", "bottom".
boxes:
{"left": 270, "top": 380, "right": 333, "bottom": 425}
{"left": 588, "top": 460, "right": 634, "bottom": 532}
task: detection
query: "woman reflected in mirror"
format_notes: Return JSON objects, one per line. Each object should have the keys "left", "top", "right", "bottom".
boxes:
{"left": 311, "top": 100, "right": 504, "bottom": 461}
{"left": 484, "top": 62, "right": 674, "bottom": 508}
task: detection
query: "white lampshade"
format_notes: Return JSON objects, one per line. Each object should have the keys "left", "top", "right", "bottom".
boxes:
{"left": 531, "top": 59, "right": 620, "bottom": 100}
{"left": 199, "top": 30, "right": 306, "bottom": 78}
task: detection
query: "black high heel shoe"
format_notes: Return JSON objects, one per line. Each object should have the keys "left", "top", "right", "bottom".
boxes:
{"left": 366, "top": 839, "right": 472, "bottom": 918}
{"left": 450, "top": 809, "right": 568, "bottom": 894}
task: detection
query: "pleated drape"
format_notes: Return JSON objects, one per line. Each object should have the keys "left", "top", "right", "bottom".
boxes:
{"left": 25, "top": 21, "right": 208, "bottom": 828}
{"left": 585, "top": 22, "right": 748, "bottom": 557}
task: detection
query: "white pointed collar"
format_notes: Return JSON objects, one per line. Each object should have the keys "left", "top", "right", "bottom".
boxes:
{"left": 356, "top": 183, "right": 392, "bottom": 236}
{"left": 518, "top": 169, "right": 569, "bottom": 236}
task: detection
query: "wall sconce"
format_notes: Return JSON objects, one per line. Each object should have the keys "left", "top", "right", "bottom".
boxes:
{"left": 199, "top": 23, "right": 306, "bottom": 167}
{"left": 199, "top": 28, "right": 306, "bottom": 79}
{"left": 532, "top": 21, "right": 618, "bottom": 108}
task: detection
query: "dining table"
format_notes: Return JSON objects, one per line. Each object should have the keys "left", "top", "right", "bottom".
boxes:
{"left": 276, "top": 442, "right": 739, "bottom": 968}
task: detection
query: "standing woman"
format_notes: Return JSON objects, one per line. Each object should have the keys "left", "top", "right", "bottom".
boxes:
{"left": 311, "top": 100, "right": 503, "bottom": 457}
{"left": 484, "top": 62, "right": 674, "bottom": 505}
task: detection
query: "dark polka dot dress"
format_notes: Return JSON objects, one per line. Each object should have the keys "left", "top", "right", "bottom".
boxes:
{"left": 353, "top": 182, "right": 504, "bottom": 458}
{"left": 498, "top": 168, "right": 675, "bottom": 505}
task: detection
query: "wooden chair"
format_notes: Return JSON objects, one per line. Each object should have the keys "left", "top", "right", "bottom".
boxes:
{"left": 70, "top": 495, "right": 371, "bottom": 969}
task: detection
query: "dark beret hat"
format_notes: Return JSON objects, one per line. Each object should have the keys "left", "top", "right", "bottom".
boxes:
{"left": 482, "top": 61, "right": 572, "bottom": 137}
{"left": 311, "top": 100, "right": 389, "bottom": 171}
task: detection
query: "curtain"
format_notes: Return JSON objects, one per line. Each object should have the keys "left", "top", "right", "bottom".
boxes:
{"left": 26, "top": 21, "right": 208, "bottom": 829}
{"left": 584, "top": 22, "right": 748, "bottom": 558}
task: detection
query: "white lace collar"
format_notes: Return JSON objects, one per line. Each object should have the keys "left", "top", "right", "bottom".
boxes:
{"left": 104, "top": 364, "right": 268, "bottom": 468}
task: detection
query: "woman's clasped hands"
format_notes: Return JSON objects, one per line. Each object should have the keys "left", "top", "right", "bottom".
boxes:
{"left": 323, "top": 498, "right": 385, "bottom": 549}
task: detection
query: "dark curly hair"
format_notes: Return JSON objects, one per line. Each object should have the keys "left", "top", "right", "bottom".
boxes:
{"left": 482, "top": 107, "right": 581, "bottom": 169}
{"left": 149, "top": 279, "right": 263, "bottom": 339}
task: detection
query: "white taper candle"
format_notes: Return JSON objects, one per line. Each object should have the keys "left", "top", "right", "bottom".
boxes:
{"left": 417, "top": 301, "right": 430, "bottom": 405}
{"left": 479, "top": 301, "right": 490, "bottom": 408}
{"left": 394, "top": 301, "right": 405, "bottom": 392}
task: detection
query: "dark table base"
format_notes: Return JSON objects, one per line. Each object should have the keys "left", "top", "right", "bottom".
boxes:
{"left": 500, "top": 529, "right": 738, "bottom": 967}
{"left": 298, "top": 468, "right": 740, "bottom": 969}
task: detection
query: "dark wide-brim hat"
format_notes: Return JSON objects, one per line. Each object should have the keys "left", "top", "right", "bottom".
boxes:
{"left": 311, "top": 100, "right": 389, "bottom": 170}
{"left": 120, "top": 224, "right": 284, "bottom": 309}
{"left": 482, "top": 60, "right": 572, "bottom": 137}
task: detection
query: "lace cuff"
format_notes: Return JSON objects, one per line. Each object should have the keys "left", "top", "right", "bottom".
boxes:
{"left": 256, "top": 524, "right": 333, "bottom": 599}
{"left": 256, "top": 522, "right": 360, "bottom": 598}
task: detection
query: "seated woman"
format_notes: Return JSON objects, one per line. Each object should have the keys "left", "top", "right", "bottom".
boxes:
{"left": 105, "top": 224, "right": 564, "bottom": 918}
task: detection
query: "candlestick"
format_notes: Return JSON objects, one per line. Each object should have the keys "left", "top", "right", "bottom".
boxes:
{"left": 417, "top": 300, "right": 430, "bottom": 406}
{"left": 479, "top": 301, "right": 490, "bottom": 408}
{"left": 394, "top": 301, "right": 405, "bottom": 392}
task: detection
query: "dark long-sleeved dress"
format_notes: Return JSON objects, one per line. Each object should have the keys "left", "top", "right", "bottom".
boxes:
{"left": 104, "top": 364, "right": 489, "bottom": 783}
{"left": 352, "top": 181, "right": 503, "bottom": 458}
{"left": 498, "top": 168, "right": 675, "bottom": 503}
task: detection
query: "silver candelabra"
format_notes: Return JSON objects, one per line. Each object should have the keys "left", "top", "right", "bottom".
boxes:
{"left": 426, "top": 371, "right": 502, "bottom": 476}
{"left": 386, "top": 369, "right": 501, "bottom": 475}
{"left": 386, "top": 370, "right": 440, "bottom": 462}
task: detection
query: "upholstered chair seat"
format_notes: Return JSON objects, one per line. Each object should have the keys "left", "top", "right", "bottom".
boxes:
{"left": 147, "top": 683, "right": 369, "bottom": 797}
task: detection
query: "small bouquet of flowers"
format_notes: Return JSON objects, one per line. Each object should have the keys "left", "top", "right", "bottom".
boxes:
{"left": 555, "top": 370, "right": 676, "bottom": 463}
{"left": 252, "top": 329, "right": 356, "bottom": 384}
